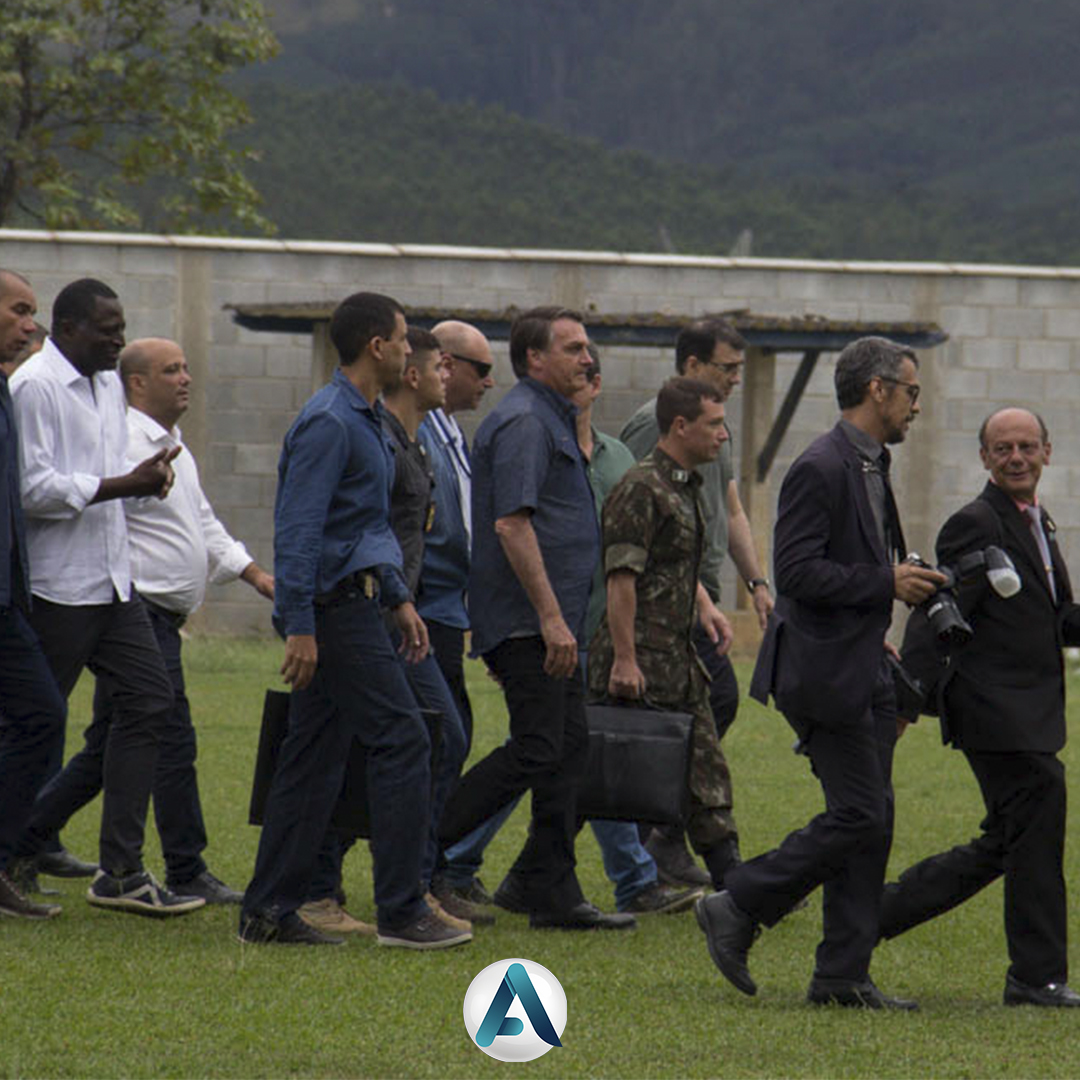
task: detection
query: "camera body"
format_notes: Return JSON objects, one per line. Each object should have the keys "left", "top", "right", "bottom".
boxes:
{"left": 906, "top": 546, "right": 1021, "bottom": 646}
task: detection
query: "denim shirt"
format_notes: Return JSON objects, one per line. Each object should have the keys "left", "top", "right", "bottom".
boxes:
{"left": 469, "top": 376, "right": 599, "bottom": 656}
{"left": 273, "top": 369, "right": 408, "bottom": 637}
{"left": 416, "top": 413, "right": 470, "bottom": 630}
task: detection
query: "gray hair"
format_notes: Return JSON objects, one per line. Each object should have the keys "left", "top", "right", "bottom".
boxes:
{"left": 834, "top": 336, "right": 917, "bottom": 409}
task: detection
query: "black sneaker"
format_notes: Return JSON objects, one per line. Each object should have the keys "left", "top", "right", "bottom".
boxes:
{"left": 87, "top": 870, "right": 206, "bottom": 917}
{"left": 622, "top": 881, "right": 705, "bottom": 915}
{"left": 492, "top": 874, "right": 532, "bottom": 914}
{"left": 168, "top": 870, "right": 243, "bottom": 905}
{"left": 0, "top": 870, "right": 61, "bottom": 919}
{"left": 238, "top": 911, "right": 344, "bottom": 946}
{"left": 377, "top": 912, "right": 472, "bottom": 950}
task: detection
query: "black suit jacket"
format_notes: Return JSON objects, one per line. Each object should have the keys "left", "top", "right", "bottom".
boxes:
{"left": 751, "top": 423, "right": 896, "bottom": 728}
{"left": 0, "top": 374, "right": 31, "bottom": 611}
{"left": 901, "top": 480, "right": 1080, "bottom": 753}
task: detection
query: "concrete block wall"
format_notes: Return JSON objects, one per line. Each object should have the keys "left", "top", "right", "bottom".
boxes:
{"left": 3, "top": 230, "right": 1079, "bottom": 635}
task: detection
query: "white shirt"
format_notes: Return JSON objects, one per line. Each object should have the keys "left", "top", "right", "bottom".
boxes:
{"left": 427, "top": 407, "right": 472, "bottom": 543}
{"left": 10, "top": 339, "right": 131, "bottom": 604}
{"left": 125, "top": 408, "right": 252, "bottom": 616}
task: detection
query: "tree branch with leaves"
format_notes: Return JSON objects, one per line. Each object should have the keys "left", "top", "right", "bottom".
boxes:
{"left": 0, "top": 0, "right": 279, "bottom": 233}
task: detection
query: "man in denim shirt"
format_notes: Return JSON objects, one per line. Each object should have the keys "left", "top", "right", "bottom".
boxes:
{"left": 239, "top": 292, "right": 470, "bottom": 950}
{"left": 439, "top": 306, "right": 634, "bottom": 930}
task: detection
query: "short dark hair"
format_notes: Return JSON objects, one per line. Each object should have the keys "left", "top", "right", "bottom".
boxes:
{"left": 978, "top": 406, "right": 1049, "bottom": 448}
{"left": 509, "top": 305, "right": 583, "bottom": 378}
{"left": 675, "top": 318, "right": 747, "bottom": 374}
{"left": 51, "top": 278, "right": 119, "bottom": 334}
{"left": 406, "top": 326, "right": 440, "bottom": 355}
{"left": 329, "top": 292, "right": 404, "bottom": 366}
{"left": 656, "top": 376, "right": 723, "bottom": 435}
{"left": 834, "top": 336, "right": 918, "bottom": 409}
{"left": 585, "top": 341, "right": 601, "bottom": 382}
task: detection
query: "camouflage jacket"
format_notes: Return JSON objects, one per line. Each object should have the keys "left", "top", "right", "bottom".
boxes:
{"left": 588, "top": 447, "right": 706, "bottom": 704}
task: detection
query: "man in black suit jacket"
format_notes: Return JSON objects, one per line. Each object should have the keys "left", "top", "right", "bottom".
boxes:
{"left": 696, "top": 336, "right": 944, "bottom": 1008}
{"left": 880, "top": 406, "right": 1080, "bottom": 1008}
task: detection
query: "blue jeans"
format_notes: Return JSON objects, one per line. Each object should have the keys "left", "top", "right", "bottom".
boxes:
{"left": 0, "top": 606, "right": 66, "bottom": 871}
{"left": 243, "top": 594, "right": 431, "bottom": 931}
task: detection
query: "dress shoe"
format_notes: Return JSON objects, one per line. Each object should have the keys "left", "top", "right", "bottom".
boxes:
{"left": 645, "top": 828, "right": 712, "bottom": 888}
{"left": 807, "top": 977, "right": 918, "bottom": 1011}
{"left": 168, "top": 870, "right": 243, "bottom": 905}
{"left": 0, "top": 870, "right": 62, "bottom": 919}
{"left": 695, "top": 891, "right": 759, "bottom": 996}
{"left": 36, "top": 848, "right": 97, "bottom": 879}
{"left": 1004, "top": 974, "right": 1080, "bottom": 1008}
{"left": 622, "top": 881, "right": 704, "bottom": 915}
{"left": 493, "top": 873, "right": 532, "bottom": 914}
{"left": 529, "top": 901, "right": 636, "bottom": 930}
{"left": 239, "top": 910, "right": 343, "bottom": 945}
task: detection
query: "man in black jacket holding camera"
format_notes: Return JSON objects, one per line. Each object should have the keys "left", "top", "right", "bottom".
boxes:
{"left": 881, "top": 406, "right": 1080, "bottom": 1008}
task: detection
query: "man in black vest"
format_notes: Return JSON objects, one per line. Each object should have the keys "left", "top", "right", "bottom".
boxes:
{"left": 880, "top": 406, "right": 1080, "bottom": 1008}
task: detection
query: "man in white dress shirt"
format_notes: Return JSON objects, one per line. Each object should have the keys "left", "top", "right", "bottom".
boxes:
{"left": 34, "top": 337, "right": 274, "bottom": 904}
{"left": 11, "top": 278, "right": 205, "bottom": 916}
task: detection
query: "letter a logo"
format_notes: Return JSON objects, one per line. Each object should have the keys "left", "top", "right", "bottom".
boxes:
{"left": 463, "top": 958, "right": 568, "bottom": 1062}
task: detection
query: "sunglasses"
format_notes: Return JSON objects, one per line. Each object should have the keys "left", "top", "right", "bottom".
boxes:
{"left": 448, "top": 352, "right": 493, "bottom": 379}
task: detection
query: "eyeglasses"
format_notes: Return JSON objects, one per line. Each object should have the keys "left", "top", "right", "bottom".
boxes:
{"left": 447, "top": 352, "right": 493, "bottom": 379}
{"left": 876, "top": 376, "right": 920, "bottom": 404}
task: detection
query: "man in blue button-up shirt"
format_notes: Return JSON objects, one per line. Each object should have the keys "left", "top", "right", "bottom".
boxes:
{"left": 240, "top": 292, "right": 469, "bottom": 950}
{"left": 438, "top": 306, "right": 634, "bottom": 930}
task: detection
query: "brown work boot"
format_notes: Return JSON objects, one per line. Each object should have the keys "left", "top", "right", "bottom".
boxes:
{"left": 425, "top": 892, "right": 472, "bottom": 933}
{"left": 297, "top": 897, "right": 375, "bottom": 936}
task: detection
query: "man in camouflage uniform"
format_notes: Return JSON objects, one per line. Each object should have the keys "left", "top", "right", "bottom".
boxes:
{"left": 589, "top": 376, "right": 736, "bottom": 885}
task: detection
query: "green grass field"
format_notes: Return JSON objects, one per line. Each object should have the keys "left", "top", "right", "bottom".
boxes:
{"left": 3, "top": 637, "right": 1079, "bottom": 1079}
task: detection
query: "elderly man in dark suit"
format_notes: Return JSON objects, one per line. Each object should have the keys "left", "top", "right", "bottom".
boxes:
{"left": 695, "top": 336, "right": 944, "bottom": 1008}
{"left": 879, "top": 406, "right": 1080, "bottom": 1008}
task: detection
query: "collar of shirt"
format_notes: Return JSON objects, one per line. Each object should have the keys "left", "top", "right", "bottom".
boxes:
{"left": 652, "top": 445, "right": 703, "bottom": 489}
{"left": 127, "top": 403, "right": 179, "bottom": 447}
{"left": 520, "top": 375, "right": 579, "bottom": 423}
{"left": 838, "top": 417, "right": 884, "bottom": 463}
{"left": 332, "top": 367, "right": 383, "bottom": 419}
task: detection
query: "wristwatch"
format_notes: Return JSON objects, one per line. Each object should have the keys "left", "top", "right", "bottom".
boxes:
{"left": 745, "top": 577, "right": 771, "bottom": 594}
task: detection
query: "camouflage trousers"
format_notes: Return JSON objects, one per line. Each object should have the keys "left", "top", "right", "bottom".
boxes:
{"left": 656, "top": 661, "right": 737, "bottom": 852}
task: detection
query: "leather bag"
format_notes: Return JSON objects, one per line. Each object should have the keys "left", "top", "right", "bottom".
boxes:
{"left": 577, "top": 701, "right": 694, "bottom": 825}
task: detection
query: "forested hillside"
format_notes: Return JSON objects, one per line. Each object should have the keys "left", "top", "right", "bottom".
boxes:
{"left": 241, "top": 82, "right": 1078, "bottom": 263}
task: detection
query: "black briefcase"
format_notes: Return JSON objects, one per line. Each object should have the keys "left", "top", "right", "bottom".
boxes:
{"left": 248, "top": 689, "right": 441, "bottom": 837}
{"left": 577, "top": 702, "right": 694, "bottom": 825}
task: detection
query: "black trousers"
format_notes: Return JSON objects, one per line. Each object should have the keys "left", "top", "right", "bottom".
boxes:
{"left": 726, "top": 663, "right": 897, "bottom": 982}
{"left": 20, "top": 604, "right": 209, "bottom": 884}
{"left": 692, "top": 622, "right": 740, "bottom": 741}
{"left": 439, "top": 635, "right": 590, "bottom": 912}
{"left": 427, "top": 620, "right": 474, "bottom": 753}
{"left": 19, "top": 596, "right": 173, "bottom": 876}
{"left": 0, "top": 606, "right": 67, "bottom": 871}
{"left": 880, "top": 748, "right": 1067, "bottom": 986}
